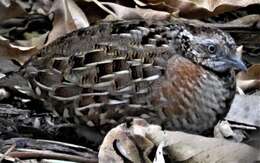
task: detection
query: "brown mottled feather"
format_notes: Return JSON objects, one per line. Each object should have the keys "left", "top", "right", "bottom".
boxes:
{"left": 152, "top": 55, "right": 233, "bottom": 132}
{"left": 18, "top": 20, "right": 236, "bottom": 135}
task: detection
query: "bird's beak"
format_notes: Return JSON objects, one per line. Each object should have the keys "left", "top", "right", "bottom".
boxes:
{"left": 224, "top": 46, "right": 247, "bottom": 71}
{"left": 226, "top": 55, "right": 247, "bottom": 71}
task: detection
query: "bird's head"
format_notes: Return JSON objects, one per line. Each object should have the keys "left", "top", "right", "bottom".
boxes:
{"left": 175, "top": 24, "right": 246, "bottom": 72}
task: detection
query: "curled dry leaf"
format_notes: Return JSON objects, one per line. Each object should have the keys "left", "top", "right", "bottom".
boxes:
{"left": 0, "top": 36, "right": 38, "bottom": 64}
{"left": 0, "top": 13, "right": 49, "bottom": 64}
{"left": 137, "top": 0, "right": 260, "bottom": 18}
{"left": 237, "top": 64, "right": 260, "bottom": 80}
{"left": 237, "top": 79, "right": 260, "bottom": 91}
{"left": 46, "top": 0, "right": 89, "bottom": 45}
{"left": 214, "top": 120, "right": 235, "bottom": 139}
{"left": 214, "top": 120, "right": 249, "bottom": 143}
{"left": 0, "top": 28, "right": 48, "bottom": 64}
{"left": 15, "top": 32, "right": 49, "bottom": 48}
{"left": 68, "top": 0, "right": 89, "bottom": 28}
{"left": 237, "top": 64, "right": 260, "bottom": 91}
{"left": 98, "top": 124, "right": 142, "bottom": 163}
{"left": 99, "top": 119, "right": 259, "bottom": 162}
{"left": 102, "top": 2, "right": 171, "bottom": 21}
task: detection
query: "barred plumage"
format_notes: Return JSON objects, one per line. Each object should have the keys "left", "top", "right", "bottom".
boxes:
{"left": 4, "top": 19, "right": 245, "bottom": 135}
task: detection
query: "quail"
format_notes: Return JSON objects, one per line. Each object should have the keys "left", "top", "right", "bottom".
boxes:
{"left": 1, "top": 19, "right": 246, "bottom": 136}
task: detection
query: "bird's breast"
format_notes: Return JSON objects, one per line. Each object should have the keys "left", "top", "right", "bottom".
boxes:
{"left": 150, "top": 55, "right": 234, "bottom": 133}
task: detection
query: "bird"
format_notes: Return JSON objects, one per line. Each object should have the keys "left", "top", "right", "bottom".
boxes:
{"left": 1, "top": 19, "right": 246, "bottom": 137}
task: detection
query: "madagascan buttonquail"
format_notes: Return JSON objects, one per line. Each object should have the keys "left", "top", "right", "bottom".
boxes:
{"left": 4, "top": 19, "right": 246, "bottom": 135}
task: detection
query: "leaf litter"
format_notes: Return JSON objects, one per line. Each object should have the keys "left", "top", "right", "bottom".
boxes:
{"left": 0, "top": 0, "right": 260, "bottom": 162}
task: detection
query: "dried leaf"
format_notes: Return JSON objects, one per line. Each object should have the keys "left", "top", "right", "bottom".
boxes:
{"left": 67, "top": 0, "right": 89, "bottom": 28}
{"left": 102, "top": 2, "right": 170, "bottom": 21}
{"left": 238, "top": 65, "right": 260, "bottom": 80}
{"left": 98, "top": 124, "right": 142, "bottom": 163}
{"left": 0, "top": 0, "right": 26, "bottom": 21}
{"left": 137, "top": 0, "right": 260, "bottom": 18}
{"left": 237, "top": 79, "right": 260, "bottom": 91}
{"left": 213, "top": 120, "right": 250, "bottom": 143}
{"left": 226, "top": 15, "right": 260, "bottom": 28}
{"left": 99, "top": 119, "right": 259, "bottom": 162}
{"left": 214, "top": 120, "right": 235, "bottom": 139}
{"left": 15, "top": 32, "right": 49, "bottom": 48}
{"left": 46, "top": 0, "right": 89, "bottom": 44}
{"left": 237, "top": 65, "right": 260, "bottom": 91}
{"left": 226, "top": 95, "right": 260, "bottom": 127}
{"left": 0, "top": 36, "right": 38, "bottom": 64}
{"left": 147, "top": 123, "right": 259, "bottom": 162}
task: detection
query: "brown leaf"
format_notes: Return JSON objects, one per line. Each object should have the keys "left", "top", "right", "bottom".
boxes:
{"left": 137, "top": 0, "right": 260, "bottom": 18}
{"left": 237, "top": 79, "right": 260, "bottom": 91}
{"left": 238, "top": 65, "right": 260, "bottom": 80}
{"left": 102, "top": 2, "right": 171, "bottom": 21}
{"left": 144, "top": 123, "right": 258, "bottom": 162}
{"left": 98, "top": 124, "right": 142, "bottom": 163}
{"left": 0, "top": 36, "right": 38, "bottom": 64}
{"left": 237, "top": 65, "right": 260, "bottom": 91}
{"left": 46, "top": 0, "right": 89, "bottom": 45}
{"left": 67, "top": 0, "right": 89, "bottom": 28}
{"left": 16, "top": 32, "right": 49, "bottom": 48}
{"left": 99, "top": 119, "right": 259, "bottom": 162}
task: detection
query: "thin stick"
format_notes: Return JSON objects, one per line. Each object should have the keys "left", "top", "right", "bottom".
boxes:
{"left": 0, "top": 144, "right": 16, "bottom": 162}
{"left": 8, "top": 149, "right": 98, "bottom": 163}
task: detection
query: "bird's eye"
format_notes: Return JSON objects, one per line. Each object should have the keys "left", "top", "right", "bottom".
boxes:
{"left": 207, "top": 44, "right": 217, "bottom": 54}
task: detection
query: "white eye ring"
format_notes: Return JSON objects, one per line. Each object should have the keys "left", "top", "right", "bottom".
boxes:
{"left": 207, "top": 44, "right": 217, "bottom": 54}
